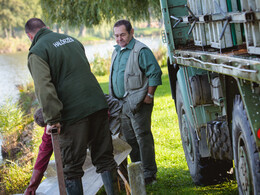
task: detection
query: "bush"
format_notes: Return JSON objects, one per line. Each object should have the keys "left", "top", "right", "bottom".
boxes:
{"left": 17, "top": 82, "right": 38, "bottom": 115}
{"left": 0, "top": 100, "right": 24, "bottom": 135}
{"left": 90, "top": 53, "right": 111, "bottom": 76}
{"left": 0, "top": 37, "right": 30, "bottom": 54}
{"left": 153, "top": 45, "right": 168, "bottom": 67}
{"left": 0, "top": 161, "right": 32, "bottom": 194}
{"left": 0, "top": 84, "right": 40, "bottom": 194}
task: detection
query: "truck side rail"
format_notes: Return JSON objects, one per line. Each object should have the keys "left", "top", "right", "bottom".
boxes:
{"left": 174, "top": 50, "right": 260, "bottom": 83}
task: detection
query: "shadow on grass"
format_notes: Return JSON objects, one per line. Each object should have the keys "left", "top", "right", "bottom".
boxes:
{"left": 146, "top": 167, "right": 238, "bottom": 195}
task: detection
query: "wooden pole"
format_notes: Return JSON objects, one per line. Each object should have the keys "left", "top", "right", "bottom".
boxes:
{"left": 51, "top": 128, "right": 67, "bottom": 195}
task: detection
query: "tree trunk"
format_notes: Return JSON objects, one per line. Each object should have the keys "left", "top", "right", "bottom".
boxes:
{"left": 64, "top": 23, "right": 69, "bottom": 35}
{"left": 78, "top": 25, "right": 86, "bottom": 37}
{"left": 11, "top": 27, "right": 16, "bottom": 38}
{"left": 4, "top": 28, "right": 8, "bottom": 38}
{"left": 54, "top": 24, "right": 60, "bottom": 33}
{"left": 56, "top": 26, "right": 59, "bottom": 33}
{"left": 147, "top": 8, "right": 151, "bottom": 28}
{"left": 9, "top": 25, "right": 12, "bottom": 38}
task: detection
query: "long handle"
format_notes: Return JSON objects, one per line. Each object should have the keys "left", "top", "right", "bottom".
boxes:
{"left": 117, "top": 169, "right": 131, "bottom": 195}
{"left": 51, "top": 128, "right": 67, "bottom": 195}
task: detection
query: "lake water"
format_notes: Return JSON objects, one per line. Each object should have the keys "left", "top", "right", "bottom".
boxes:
{"left": 0, "top": 36, "right": 163, "bottom": 105}
{"left": 0, "top": 36, "right": 164, "bottom": 162}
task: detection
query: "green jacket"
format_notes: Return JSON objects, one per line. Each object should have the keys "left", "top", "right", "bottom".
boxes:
{"left": 28, "top": 28, "right": 108, "bottom": 124}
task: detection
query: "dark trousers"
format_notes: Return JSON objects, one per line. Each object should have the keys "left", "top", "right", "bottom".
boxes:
{"left": 59, "top": 109, "right": 117, "bottom": 179}
{"left": 121, "top": 102, "right": 157, "bottom": 178}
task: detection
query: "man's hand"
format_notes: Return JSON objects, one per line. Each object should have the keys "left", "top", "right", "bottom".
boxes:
{"left": 143, "top": 95, "right": 153, "bottom": 104}
{"left": 143, "top": 86, "right": 157, "bottom": 104}
{"left": 46, "top": 123, "right": 61, "bottom": 135}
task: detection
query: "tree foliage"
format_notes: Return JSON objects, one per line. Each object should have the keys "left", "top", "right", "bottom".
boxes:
{"left": 41, "top": 0, "right": 161, "bottom": 27}
{"left": 0, "top": 0, "right": 42, "bottom": 38}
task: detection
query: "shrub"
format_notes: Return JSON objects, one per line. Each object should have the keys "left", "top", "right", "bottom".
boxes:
{"left": 90, "top": 53, "right": 111, "bottom": 76}
{"left": 0, "top": 161, "right": 32, "bottom": 194}
{"left": 153, "top": 45, "right": 168, "bottom": 67}
{"left": 0, "top": 37, "right": 30, "bottom": 54}
{"left": 17, "top": 82, "right": 38, "bottom": 115}
{"left": 0, "top": 100, "right": 24, "bottom": 135}
{"left": 0, "top": 86, "right": 39, "bottom": 194}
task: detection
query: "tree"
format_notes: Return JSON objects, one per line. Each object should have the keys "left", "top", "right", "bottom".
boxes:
{"left": 0, "top": 0, "right": 42, "bottom": 38}
{"left": 0, "top": 0, "right": 24, "bottom": 38}
{"left": 40, "top": 0, "right": 161, "bottom": 27}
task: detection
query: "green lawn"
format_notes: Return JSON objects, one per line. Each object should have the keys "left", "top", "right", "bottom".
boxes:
{"left": 97, "top": 66, "right": 238, "bottom": 195}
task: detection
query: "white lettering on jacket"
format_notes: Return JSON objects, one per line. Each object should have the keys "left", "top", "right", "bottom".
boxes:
{"left": 53, "top": 37, "right": 74, "bottom": 48}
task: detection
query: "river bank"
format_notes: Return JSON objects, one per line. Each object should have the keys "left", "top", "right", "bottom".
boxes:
{"left": 0, "top": 83, "right": 43, "bottom": 194}
{"left": 0, "top": 137, "right": 2, "bottom": 164}
{"left": 0, "top": 37, "right": 30, "bottom": 54}
{"left": 0, "top": 26, "right": 161, "bottom": 54}
{"left": 0, "top": 36, "right": 107, "bottom": 54}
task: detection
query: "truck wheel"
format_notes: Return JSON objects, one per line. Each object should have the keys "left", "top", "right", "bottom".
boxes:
{"left": 207, "top": 120, "right": 233, "bottom": 160}
{"left": 232, "top": 95, "right": 260, "bottom": 194}
{"left": 176, "top": 82, "right": 233, "bottom": 185}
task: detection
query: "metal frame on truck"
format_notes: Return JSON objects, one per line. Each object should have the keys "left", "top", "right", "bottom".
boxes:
{"left": 160, "top": 0, "right": 260, "bottom": 194}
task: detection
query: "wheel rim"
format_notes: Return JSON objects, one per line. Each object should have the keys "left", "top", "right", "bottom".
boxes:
{"left": 181, "top": 112, "right": 194, "bottom": 162}
{"left": 237, "top": 134, "right": 252, "bottom": 194}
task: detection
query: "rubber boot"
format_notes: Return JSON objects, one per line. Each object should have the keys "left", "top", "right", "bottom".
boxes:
{"left": 65, "top": 177, "right": 83, "bottom": 195}
{"left": 101, "top": 169, "right": 119, "bottom": 195}
{"left": 24, "top": 169, "right": 44, "bottom": 195}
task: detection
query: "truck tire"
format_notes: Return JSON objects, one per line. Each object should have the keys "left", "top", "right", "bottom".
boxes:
{"left": 207, "top": 120, "right": 233, "bottom": 160}
{"left": 232, "top": 95, "right": 260, "bottom": 194}
{"left": 176, "top": 82, "right": 233, "bottom": 185}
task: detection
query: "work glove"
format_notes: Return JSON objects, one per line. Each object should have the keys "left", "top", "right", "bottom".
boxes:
{"left": 24, "top": 169, "right": 44, "bottom": 195}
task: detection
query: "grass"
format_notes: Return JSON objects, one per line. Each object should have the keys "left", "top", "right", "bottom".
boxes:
{"left": 134, "top": 27, "right": 161, "bottom": 37}
{"left": 97, "top": 66, "right": 238, "bottom": 195}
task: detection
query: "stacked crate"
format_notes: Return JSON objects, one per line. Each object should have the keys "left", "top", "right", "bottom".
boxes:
{"left": 187, "top": 0, "right": 209, "bottom": 46}
{"left": 227, "top": 0, "right": 243, "bottom": 47}
{"left": 187, "top": 0, "right": 246, "bottom": 49}
{"left": 241, "top": 0, "right": 260, "bottom": 54}
{"left": 188, "top": 0, "right": 233, "bottom": 48}
{"left": 207, "top": 0, "right": 233, "bottom": 49}
{"left": 173, "top": 0, "right": 260, "bottom": 54}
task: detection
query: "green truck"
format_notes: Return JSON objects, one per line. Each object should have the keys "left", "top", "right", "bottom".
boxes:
{"left": 160, "top": 0, "right": 260, "bottom": 194}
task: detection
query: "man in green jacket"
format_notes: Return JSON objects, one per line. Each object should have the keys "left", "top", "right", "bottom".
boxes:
{"left": 109, "top": 19, "right": 162, "bottom": 185}
{"left": 25, "top": 18, "right": 118, "bottom": 195}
